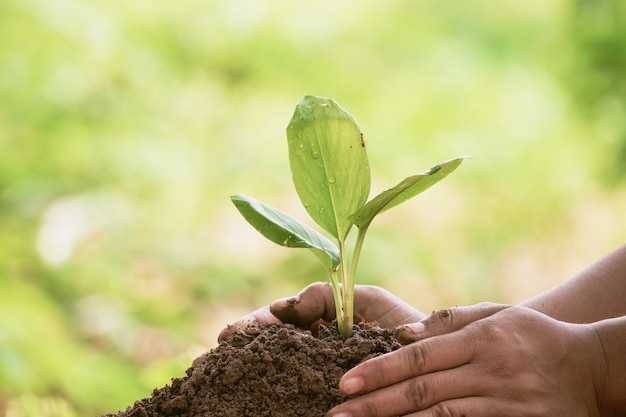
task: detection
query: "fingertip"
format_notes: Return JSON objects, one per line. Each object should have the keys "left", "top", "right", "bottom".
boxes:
{"left": 270, "top": 282, "right": 333, "bottom": 326}
{"left": 217, "top": 314, "right": 262, "bottom": 343}
{"left": 269, "top": 296, "right": 306, "bottom": 325}
{"left": 217, "top": 325, "right": 233, "bottom": 344}
{"left": 394, "top": 322, "right": 425, "bottom": 344}
{"left": 326, "top": 411, "right": 351, "bottom": 417}
{"left": 339, "top": 376, "right": 364, "bottom": 395}
{"left": 217, "top": 321, "right": 252, "bottom": 343}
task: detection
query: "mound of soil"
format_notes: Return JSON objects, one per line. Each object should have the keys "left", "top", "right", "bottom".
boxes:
{"left": 102, "top": 322, "right": 400, "bottom": 417}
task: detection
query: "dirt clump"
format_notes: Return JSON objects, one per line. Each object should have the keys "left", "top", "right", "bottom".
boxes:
{"left": 102, "top": 322, "right": 400, "bottom": 417}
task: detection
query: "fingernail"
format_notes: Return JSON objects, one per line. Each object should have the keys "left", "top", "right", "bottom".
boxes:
{"left": 412, "top": 321, "right": 425, "bottom": 333}
{"left": 394, "top": 322, "right": 425, "bottom": 344}
{"left": 341, "top": 376, "right": 364, "bottom": 395}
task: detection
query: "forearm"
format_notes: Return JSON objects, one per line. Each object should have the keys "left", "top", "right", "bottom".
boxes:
{"left": 591, "top": 316, "right": 626, "bottom": 416}
{"left": 522, "top": 244, "right": 626, "bottom": 323}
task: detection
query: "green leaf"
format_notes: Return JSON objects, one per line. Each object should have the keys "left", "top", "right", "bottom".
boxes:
{"left": 348, "top": 156, "right": 469, "bottom": 229}
{"left": 230, "top": 194, "right": 340, "bottom": 271}
{"left": 287, "top": 95, "right": 371, "bottom": 241}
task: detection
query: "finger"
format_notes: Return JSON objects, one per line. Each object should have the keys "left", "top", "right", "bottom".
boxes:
{"left": 407, "top": 396, "right": 502, "bottom": 417}
{"left": 355, "top": 285, "right": 425, "bottom": 328}
{"left": 340, "top": 330, "right": 475, "bottom": 396}
{"left": 270, "top": 282, "right": 426, "bottom": 329}
{"left": 219, "top": 281, "right": 369, "bottom": 344}
{"left": 328, "top": 365, "right": 486, "bottom": 417}
{"left": 217, "top": 306, "right": 281, "bottom": 343}
{"left": 269, "top": 282, "right": 336, "bottom": 326}
{"left": 395, "top": 302, "right": 510, "bottom": 344}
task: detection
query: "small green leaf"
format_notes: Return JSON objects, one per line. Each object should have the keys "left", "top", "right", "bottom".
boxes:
{"left": 287, "top": 95, "right": 371, "bottom": 241}
{"left": 348, "top": 156, "right": 469, "bottom": 229}
{"left": 231, "top": 194, "right": 340, "bottom": 271}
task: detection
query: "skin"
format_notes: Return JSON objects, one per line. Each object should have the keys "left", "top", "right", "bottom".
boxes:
{"left": 217, "top": 283, "right": 426, "bottom": 343}
{"left": 218, "top": 244, "right": 626, "bottom": 417}
{"left": 334, "top": 306, "right": 626, "bottom": 417}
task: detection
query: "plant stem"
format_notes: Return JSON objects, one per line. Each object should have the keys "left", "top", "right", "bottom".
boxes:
{"left": 349, "top": 225, "right": 369, "bottom": 285}
{"left": 340, "top": 286, "right": 354, "bottom": 339}
{"left": 337, "top": 239, "right": 352, "bottom": 339}
{"left": 334, "top": 225, "right": 371, "bottom": 339}
{"left": 344, "top": 225, "right": 370, "bottom": 336}
{"left": 329, "top": 270, "right": 343, "bottom": 332}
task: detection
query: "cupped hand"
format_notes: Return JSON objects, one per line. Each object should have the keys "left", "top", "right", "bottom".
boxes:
{"left": 217, "top": 282, "right": 425, "bottom": 343}
{"left": 328, "top": 304, "right": 604, "bottom": 417}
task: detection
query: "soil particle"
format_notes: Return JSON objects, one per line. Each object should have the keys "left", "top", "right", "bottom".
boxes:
{"left": 102, "top": 323, "right": 400, "bottom": 417}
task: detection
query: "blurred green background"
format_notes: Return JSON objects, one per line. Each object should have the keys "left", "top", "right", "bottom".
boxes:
{"left": 2, "top": 1, "right": 626, "bottom": 415}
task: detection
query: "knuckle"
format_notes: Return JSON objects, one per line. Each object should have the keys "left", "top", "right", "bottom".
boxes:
{"left": 475, "top": 301, "right": 509, "bottom": 314}
{"left": 302, "top": 281, "right": 330, "bottom": 296}
{"left": 357, "top": 400, "right": 379, "bottom": 417}
{"left": 430, "top": 402, "right": 458, "bottom": 417}
{"left": 424, "top": 307, "right": 454, "bottom": 329}
{"left": 361, "top": 284, "right": 380, "bottom": 291}
{"left": 474, "top": 319, "right": 505, "bottom": 342}
{"left": 475, "top": 301, "right": 497, "bottom": 309}
{"left": 406, "top": 343, "right": 429, "bottom": 375}
{"left": 405, "top": 377, "right": 431, "bottom": 410}
{"left": 434, "top": 308, "right": 453, "bottom": 322}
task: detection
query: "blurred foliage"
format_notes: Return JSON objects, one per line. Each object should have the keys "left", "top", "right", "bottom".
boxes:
{"left": 1, "top": 1, "right": 625, "bottom": 416}
{"left": 565, "top": 0, "right": 626, "bottom": 182}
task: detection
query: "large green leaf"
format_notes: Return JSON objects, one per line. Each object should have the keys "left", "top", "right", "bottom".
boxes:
{"left": 230, "top": 194, "right": 340, "bottom": 271}
{"left": 287, "top": 95, "right": 371, "bottom": 241}
{"left": 348, "top": 156, "right": 469, "bottom": 229}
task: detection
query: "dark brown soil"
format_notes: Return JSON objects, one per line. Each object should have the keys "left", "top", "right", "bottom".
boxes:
{"left": 102, "top": 322, "right": 400, "bottom": 417}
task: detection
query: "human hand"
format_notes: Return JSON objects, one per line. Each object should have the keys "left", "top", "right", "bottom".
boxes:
{"left": 393, "top": 302, "right": 511, "bottom": 344}
{"left": 328, "top": 304, "right": 604, "bottom": 417}
{"left": 217, "top": 282, "right": 425, "bottom": 343}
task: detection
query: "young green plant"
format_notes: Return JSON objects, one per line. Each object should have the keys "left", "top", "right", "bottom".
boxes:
{"left": 231, "top": 95, "right": 467, "bottom": 339}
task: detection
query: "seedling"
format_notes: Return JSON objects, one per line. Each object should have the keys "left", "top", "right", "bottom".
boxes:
{"left": 231, "top": 95, "right": 467, "bottom": 338}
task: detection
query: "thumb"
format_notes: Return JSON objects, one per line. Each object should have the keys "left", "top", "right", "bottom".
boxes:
{"left": 269, "top": 282, "right": 336, "bottom": 327}
{"left": 394, "top": 302, "right": 510, "bottom": 344}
